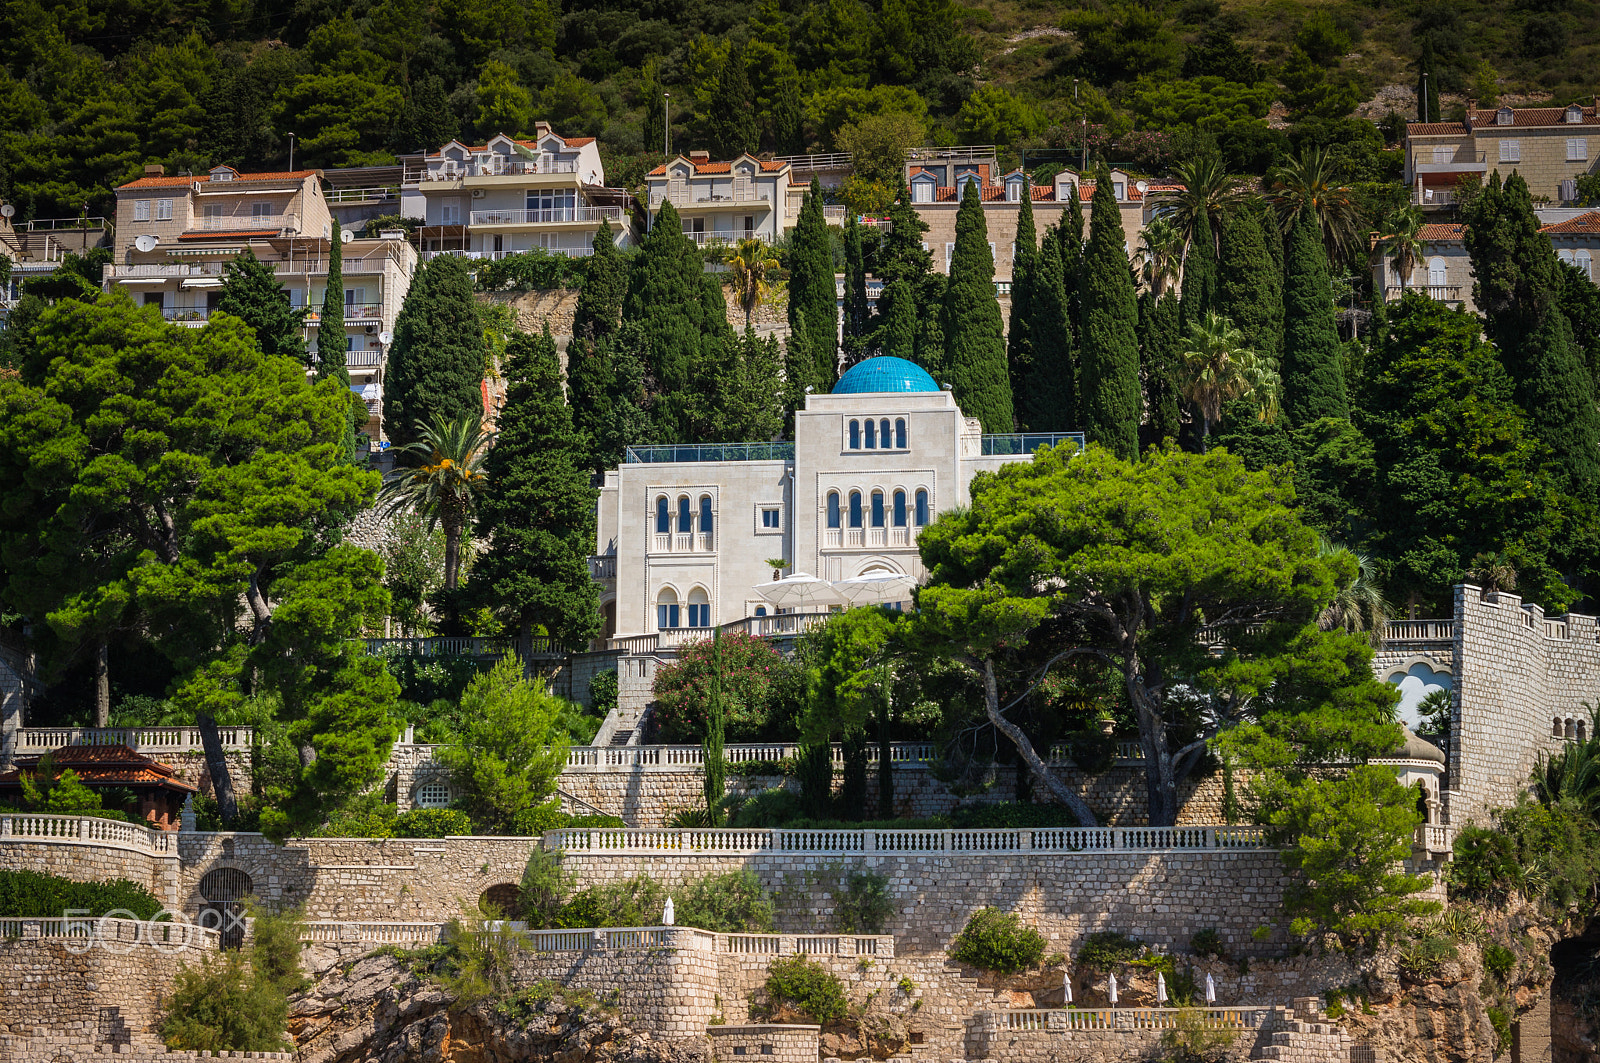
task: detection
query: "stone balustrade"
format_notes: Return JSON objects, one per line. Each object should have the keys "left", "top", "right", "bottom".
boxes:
{"left": 295, "top": 921, "right": 895, "bottom": 959}
{"left": 14, "top": 725, "right": 253, "bottom": 753}
{"left": 989, "top": 1006, "right": 1275, "bottom": 1032}
{"left": 0, "top": 916, "right": 218, "bottom": 950}
{"left": 0, "top": 813, "right": 174, "bottom": 855}
{"left": 543, "top": 825, "right": 1268, "bottom": 855}
{"left": 300, "top": 920, "right": 449, "bottom": 945}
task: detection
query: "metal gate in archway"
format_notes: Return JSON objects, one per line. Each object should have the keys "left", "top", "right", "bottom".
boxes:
{"left": 197, "top": 868, "right": 253, "bottom": 950}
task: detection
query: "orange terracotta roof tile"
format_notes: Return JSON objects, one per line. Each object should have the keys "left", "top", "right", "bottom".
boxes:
{"left": 647, "top": 156, "right": 792, "bottom": 177}
{"left": 0, "top": 743, "right": 197, "bottom": 792}
{"left": 1468, "top": 105, "right": 1598, "bottom": 128}
{"left": 1407, "top": 122, "right": 1469, "bottom": 136}
{"left": 118, "top": 170, "right": 317, "bottom": 191}
{"left": 1542, "top": 211, "right": 1600, "bottom": 234}
{"left": 1418, "top": 223, "right": 1467, "bottom": 241}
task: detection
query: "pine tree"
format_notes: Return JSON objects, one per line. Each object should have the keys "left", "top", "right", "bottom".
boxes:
{"left": 1214, "top": 208, "right": 1282, "bottom": 367}
{"left": 1138, "top": 292, "right": 1182, "bottom": 446}
{"left": 842, "top": 212, "right": 870, "bottom": 367}
{"left": 1007, "top": 188, "right": 1037, "bottom": 401}
{"left": 1509, "top": 307, "right": 1600, "bottom": 495}
{"left": 470, "top": 326, "right": 601, "bottom": 656}
{"left": 786, "top": 179, "right": 838, "bottom": 393}
{"left": 382, "top": 254, "right": 485, "bottom": 447}
{"left": 1179, "top": 208, "right": 1217, "bottom": 329}
{"left": 1078, "top": 168, "right": 1141, "bottom": 459}
{"left": 1280, "top": 208, "right": 1349, "bottom": 424}
{"left": 623, "top": 201, "right": 721, "bottom": 441}
{"left": 1018, "top": 224, "right": 1077, "bottom": 430}
{"left": 942, "top": 181, "right": 1014, "bottom": 431}
{"left": 216, "top": 251, "right": 308, "bottom": 367}
{"left": 572, "top": 219, "right": 626, "bottom": 343}
{"left": 708, "top": 44, "right": 758, "bottom": 159}
{"left": 318, "top": 223, "right": 346, "bottom": 384}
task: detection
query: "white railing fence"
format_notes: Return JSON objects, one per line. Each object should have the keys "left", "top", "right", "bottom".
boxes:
{"left": 543, "top": 825, "right": 1269, "bottom": 856}
{"left": 0, "top": 917, "right": 219, "bottom": 950}
{"left": 0, "top": 814, "right": 175, "bottom": 854}
{"left": 992, "top": 1006, "right": 1273, "bottom": 1032}
{"left": 15, "top": 726, "right": 253, "bottom": 753}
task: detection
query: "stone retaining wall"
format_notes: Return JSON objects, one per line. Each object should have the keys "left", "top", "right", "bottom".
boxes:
{"left": 0, "top": 839, "right": 178, "bottom": 907}
{"left": 514, "top": 937, "right": 721, "bottom": 1037}
{"left": 707, "top": 1024, "right": 819, "bottom": 1062}
{"left": 0, "top": 938, "right": 203, "bottom": 1051}
{"left": 561, "top": 849, "right": 1291, "bottom": 958}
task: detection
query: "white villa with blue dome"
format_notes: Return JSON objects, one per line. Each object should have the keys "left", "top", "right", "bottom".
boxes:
{"left": 592, "top": 356, "right": 1082, "bottom": 645}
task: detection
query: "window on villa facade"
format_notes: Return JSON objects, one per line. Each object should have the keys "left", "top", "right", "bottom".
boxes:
{"left": 1499, "top": 140, "right": 1520, "bottom": 163}
{"left": 677, "top": 495, "right": 692, "bottom": 533}
{"left": 657, "top": 589, "right": 680, "bottom": 630}
{"left": 1427, "top": 257, "right": 1447, "bottom": 286}
{"left": 827, "top": 491, "right": 841, "bottom": 528}
{"left": 415, "top": 782, "right": 450, "bottom": 808}
{"left": 156, "top": 199, "right": 172, "bottom": 221}
{"left": 1432, "top": 146, "right": 1454, "bottom": 164}
{"left": 656, "top": 496, "right": 670, "bottom": 534}
{"left": 849, "top": 420, "right": 861, "bottom": 449}
{"left": 134, "top": 200, "right": 150, "bottom": 221}
{"left": 761, "top": 508, "right": 780, "bottom": 529}
{"left": 1578, "top": 251, "right": 1593, "bottom": 280}
{"left": 865, "top": 419, "right": 877, "bottom": 448}
{"left": 913, "top": 182, "right": 932, "bottom": 203}
{"left": 687, "top": 588, "right": 710, "bottom": 628}
{"left": 895, "top": 419, "right": 907, "bottom": 448}
{"left": 893, "top": 490, "right": 907, "bottom": 527}
{"left": 1568, "top": 138, "right": 1588, "bottom": 161}
{"left": 699, "top": 495, "right": 713, "bottom": 534}
{"left": 871, "top": 490, "right": 885, "bottom": 527}
{"left": 849, "top": 490, "right": 863, "bottom": 528}
{"left": 879, "top": 419, "right": 891, "bottom": 447}
{"left": 915, "top": 489, "right": 929, "bottom": 526}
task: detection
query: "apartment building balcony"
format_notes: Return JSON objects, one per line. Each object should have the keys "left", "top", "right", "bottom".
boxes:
{"left": 1412, "top": 150, "right": 1487, "bottom": 176}
{"left": 324, "top": 186, "right": 399, "bottom": 205}
{"left": 589, "top": 554, "right": 617, "bottom": 589}
{"left": 681, "top": 230, "right": 749, "bottom": 247}
{"left": 1412, "top": 188, "right": 1461, "bottom": 209}
{"left": 183, "top": 212, "right": 300, "bottom": 236}
{"left": 650, "top": 190, "right": 773, "bottom": 211}
{"left": 421, "top": 247, "right": 595, "bottom": 262}
{"left": 1385, "top": 285, "right": 1463, "bottom": 304}
{"left": 649, "top": 531, "right": 716, "bottom": 554}
{"left": 160, "top": 307, "right": 211, "bottom": 327}
{"left": 468, "top": 205, "right": 625, "bottom": 229}
{"left": 404, "top": 159, "right": 581, "bottom": 186}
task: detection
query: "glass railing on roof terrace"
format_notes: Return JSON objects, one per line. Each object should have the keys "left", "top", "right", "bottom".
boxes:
{"left": 625, "top": 442, "right": 796, "bottom": 463}
{"left": 980, "top": 432, "right": 1086, "bottom": 455}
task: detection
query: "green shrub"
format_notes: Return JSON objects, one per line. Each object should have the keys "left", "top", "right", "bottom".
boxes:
{"left": 511, "top": 798, "right": 624, "bottom": 835}
{"left": 1449, "top": 824, "right": 1523, "bottom": 899}
{"left": 949, "top": 908, "right": 1048, "bottom": 974}
{"left": 0, "top": 869, "right": 162, "bottom": 919}
{"left": 1488, "top": 1006, "right": 1512, "bottom": 1055}
{"left": 678, "top": 870, "right": 774, "bottom": 933}
{"left": 558, "top": 875, "right": 668, "bottom": 929}
{"left": 246, "top": 906, "right": 309, "bottom": 998}
{"left": 160, "top": 952, "right": 290, "bottom": 1052}
{"left": 761, "top": 955, "right": 848, "bottom": 1024}
{"left": 1483, "top": 943, "right": 1516, "bottom": 979}
{"left": 1189, "top": 928, "right": 1225, "bottom": 959}
{"left": 392, "top": 808, "right": 473, "bottom": 837}
{"left": 436, "top": 905, "right": 529, "bottom": 1006}
{"left": 1397, "top": 934, "right": 1459, "bottom": 979}
{"left": 1160, "top": 1005, "right": 1241, "bottom": 1060}
{"left": 518, "top": 848, "right": 573, "bottom": 930}
{"left": 834, "top": 870, "right": 893, "bottom": 934}
{"left": 588, "top": 668, "right": 618, "bottom": 718}
{"left": 1077, "top": 931, "right": 1144, "bottom": 968}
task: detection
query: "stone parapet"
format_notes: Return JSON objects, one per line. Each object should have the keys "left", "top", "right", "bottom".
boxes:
{"left": 707, "top": 1024, "right": 819, "bottom": 1062}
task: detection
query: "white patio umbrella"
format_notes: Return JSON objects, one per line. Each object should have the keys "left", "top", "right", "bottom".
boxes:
{"left": 1108, "top": 973, "right": 1118, "bottom": 1006}
{"left": 1205, "top": 973, "right": 1216, "bottom": 1003}
{"left": 832, "top": 570, "right": 918, "bottom": 607}
{"left": 1156, "top": 972, "right": 1168, "bottom": 1004}
{"left": 755, "top": 572, "right": 845, "bottom": 611}
{"left": 1063, "top": 973, "right": 1072, "bottom": 1005}
{"left": 662, "top": 897, "right": 675, "bottom": 926}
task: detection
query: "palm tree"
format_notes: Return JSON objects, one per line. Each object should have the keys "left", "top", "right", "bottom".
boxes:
{"left": 379, "top": 413, "right": 491, "bottom": 592}
{"left": 1177, "top": 312, "right": 1278, "bottom": 450}
{"left": 1374, "top": 207, "right": 1426, "bottom": 298}
{"left": 723, "top": 236, "right": 780, "bottom": 330}
{"left": 1155, "top": 154, "right": 1249, "bottom": 269}
{"left": 1267, "top": 147, "right": 1365, "bottom": 267}
{"left": 1316, "top": 537, "right": 1391, "bottom": 646}
{"left": 1137, "top": 217, "right": 1185, "bottom": 298}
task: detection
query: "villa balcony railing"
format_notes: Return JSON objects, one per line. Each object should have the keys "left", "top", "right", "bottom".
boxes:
{"left": 625, "top": 442, "right": 794, "bottom": 463}
{"left": 1413, "top": 188, "right": 1459, "bottom": 207}
{"left": 193, "top": 212, "right": 297, "bottom": 232}
{"left": 589, "top": 555, "right": 617, "bottom": 580}
{"left": 1385, "top": 285, "right": 1462, "bottom": 303}
{"left": 363, "top": 635, "right": 562, "bottom": 658}
{"left": 347, "top": 349, "right": 384, "bottom": 368}
{"left": 470, "top": 206, "right": 624, "bottom": 226}
{"left": 14, "top": 726, "right": 254, "bottom": 753}
{"left": 323, "top": 186, "right": 398, "bottom": 204}
{"left": 974, "top": 432, "right": 1086, "bottom": 456}
{"left": 408, "top": 159, "right": 580, "bottom": 183}
{"left": 340, "top": 302, "right": 384, "bottom": 321}
{"left": 772, "top": 151, "right": 854, "bottom": 172}
{"left": 160, "top": 307, "right": 210, "bottom": 325}
{"left": 422, "top": 247, "right": 594, "bottom": 262}
{"left": 651, "top": 190, "right": 771, "bottom": 209}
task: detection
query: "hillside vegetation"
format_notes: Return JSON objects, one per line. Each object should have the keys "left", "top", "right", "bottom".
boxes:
{"left": 1, "top": 0, "right": 1595, "bottom": 220}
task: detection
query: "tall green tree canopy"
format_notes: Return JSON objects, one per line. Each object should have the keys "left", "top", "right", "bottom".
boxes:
{"left": 1017, "top": 224, "right": 1078, "bottom": 432}
{"left": 383, "top": 254, "right": 486, "bottom": 448}
{"left": 1078, "top": 170, "right": 1141, "bottom": 459}
{"left": 942, "top": 181, "right": 1014, "bottom": 432}
{"left": 912, "top": 442, "right": 1396, "bottom": 826}
{"left": 786, "top": 179, "right": 839, "bottom": 396}
{"left": 216, "top": 251, "right": 308, "bottom": 367}
{"left": 1279, "top": 209, "right": 1349, "bottom": 424}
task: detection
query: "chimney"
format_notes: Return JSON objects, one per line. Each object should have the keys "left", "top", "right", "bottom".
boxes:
{"left": 144, "top": 164, "right": 164, "bottom": 178}
{"left": 689, "top": 150, "right": 711, "bottom": 163}
{"left": 1466, "top": 99, "right": 1477, "bottom": 114}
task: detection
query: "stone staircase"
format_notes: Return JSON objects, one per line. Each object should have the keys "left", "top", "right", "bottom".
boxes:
{"left": 1253, "top": 999, "right": 1355, "bottom": 1063}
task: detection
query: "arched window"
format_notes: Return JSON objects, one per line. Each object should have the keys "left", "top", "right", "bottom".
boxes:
{"left": 865, "top": 419, "right": 877, "bottom": 449}
{"left": 849, "top": 420, "right": 861, "bottom": 449}
{"left": 1559, "top": 249, "right": 1575, "bottom": 265}
{"left": 895, "top": 419, "right": 907, "bottom": 449}
{"left": 1581, "top": 719, "right": 1590, "bottom": 743}
{"left": 415, "top": 781, "right": 451, "bottom": 808}
{"left": 893, "top": 489, "right": 907, "bottom": 527}
{"left": 687, "top": 587, "right": 710, "bottom": 628}
{"left": 871, "top": 490, "right": 885, "bottom": 527}
{"left": 915, "top": 489, "right": 929, "bottom": 526}
{"left": 655, "top": 496, "right": 669, "bottom": 534}
{"left": 698, "top": 495, "right": 713, "bottom": 534}
{"left": 657, "top": 588, "right": 680, "bottom": 630}
{"left": 1555, "top": 717, "right": 1565, "bottom": 738}
{"left": 1427, "top": 256, "right": 1447, "bottom": 287}
{"left": 677, "top": 496, "right": 692, "bottom": 533}
{"left": 827, "top": 491, "right": 841, "bottom": 529}
{"left": 879, "top": 419, "right": 891, "bottom": 447}
{"left": 1578, "top": 250, "right": 1593, "bottom": 280}
{"left": 755, "top": 605, "right": 767, "bottom": 617}
{"left": 849, "top": 490, "right": 863, "bottom": 528}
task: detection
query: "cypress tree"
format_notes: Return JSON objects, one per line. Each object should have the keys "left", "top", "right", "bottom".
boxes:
{"left": 216, "top": 250, "right": 308, "bottom": 367}
{"left": 382, "top": 254, "right": 484, "bottom": 447}
{"left": 842, "top": 212, "right": 870, "bottom": 367}
{"left": 1018, "top": 224, "right": 1077, "bottom": 431}
{"left": 708, "top": 45, "right": 759, "bottom": 159}
{"left": 1280, "top": 208, "right": 1349, "bottom": 424}
{"left": 1137, "top": 292, "right": 1182, "bottom": 446}
{"left": 1214, "top": 208, "right": 1282, "bottom": 367}
{"left": 1059, "top": 189, "right": 1085, "bottom": 344}
{"left": 317, "top": 222, "right": 347, "bottom": 384}
{"left": 703, "top": 629, "right": 727, "bottom": 825}
{"left": 1415, "top": 40, "right": 1440, "bottom": 123}
{"left": 876, "top": 278, "right": 918, "bottom": 361}
{"left": 1007, "top": 188, "right": 1037, "bottom": 400}
{"left": 786, "top": 178, "right": 838, "bottom": 393}
{"left": 1511, "top": 308, "right": 1600, "bottom": 495}
{"left": 572, "top": 219, "right": 626, "bottom": 342}
{"left": 470, "top": 326, "right": 601, "bottom": 657}
{"left": 1179, "top": 208, "right": 1216, "bottom": 329}
{"left": 624, "top": 201, "right": 719, "bottom": 440}
{"left": 1078, "top": 168, "right": 1141, "bottom": 459}
{"left": 568, "top": 319, "right": 655, "bottom": 475}
{"left": 942, "top": 181, "right": 1014, "bottom": 431}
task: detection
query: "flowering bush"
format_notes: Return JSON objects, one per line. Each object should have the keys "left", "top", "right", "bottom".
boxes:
{"left": 651, "top": 632, "right": 799, "bottom": 743}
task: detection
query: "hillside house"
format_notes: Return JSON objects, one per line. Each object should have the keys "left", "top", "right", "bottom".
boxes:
{"left": 1405, "top": 101, "right": 1600, "bottom": 210}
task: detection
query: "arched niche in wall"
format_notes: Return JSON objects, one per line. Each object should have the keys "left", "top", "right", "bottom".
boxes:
{"left": 1384, "top": 658, "right": 1453, "bottom": 732}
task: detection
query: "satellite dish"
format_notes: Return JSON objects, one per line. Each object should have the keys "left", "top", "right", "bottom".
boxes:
{"left": 378, "top": 331, "right": 393, "bottom": 346}
{"left": 0, "top": 204, "right": 13, "bottom": 218}
{"left": 341, "top": 229, "right": 356, "bottom": 244}
{"left": 134, "top": 234, "right": 158, "bottom": 253}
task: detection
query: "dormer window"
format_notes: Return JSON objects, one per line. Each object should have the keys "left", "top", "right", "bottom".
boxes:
{"left": 957, "top": 174, "right": 981, "bottom": 198}
{"left": 208, "top": 167, "right": 236, "bottom": 182}
{"left": 911, "top": 174, "right": 935, "bottom": 204}
{"left": 1497, "top": 107, "right": 1514, "bottom": 126}
{"left": 1114, "top": 182, "right": 1126, "bottom": 199}
{"left": 1006, "top": 177, "right": 1024, "bottom": 202}
{"left": 1568, "top": 105, "right": 1585, "bottom": 124}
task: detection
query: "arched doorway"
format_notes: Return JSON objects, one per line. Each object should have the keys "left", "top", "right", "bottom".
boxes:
{"left": 197, "top": 867, "right": 253, "bottom": 950}
{"left": 479, "top": 883, "right": 521, "bottom": 920}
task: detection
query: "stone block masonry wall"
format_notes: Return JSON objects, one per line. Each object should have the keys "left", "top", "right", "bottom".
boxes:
{"left": 1449, "top": 584, "right": 1600, "bottom": 825}
{"left": 0, "top": 939, "right": 199, "bottom": 1051}
{"left": 707, "top": 1025, "right": 819, "bottom": 1062}
{"left": 0, "top": 838, "right": 178, "bottom": 907}
{"left": 513, "top": 936, "right": 721, "bottom": 1036}
{"left": 561, "top": 850, "right": 1290, "bottom": 958}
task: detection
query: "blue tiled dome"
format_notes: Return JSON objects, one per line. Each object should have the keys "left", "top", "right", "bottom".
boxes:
{"left": 832, "top": 356, "right": 940, "bottom": 395}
